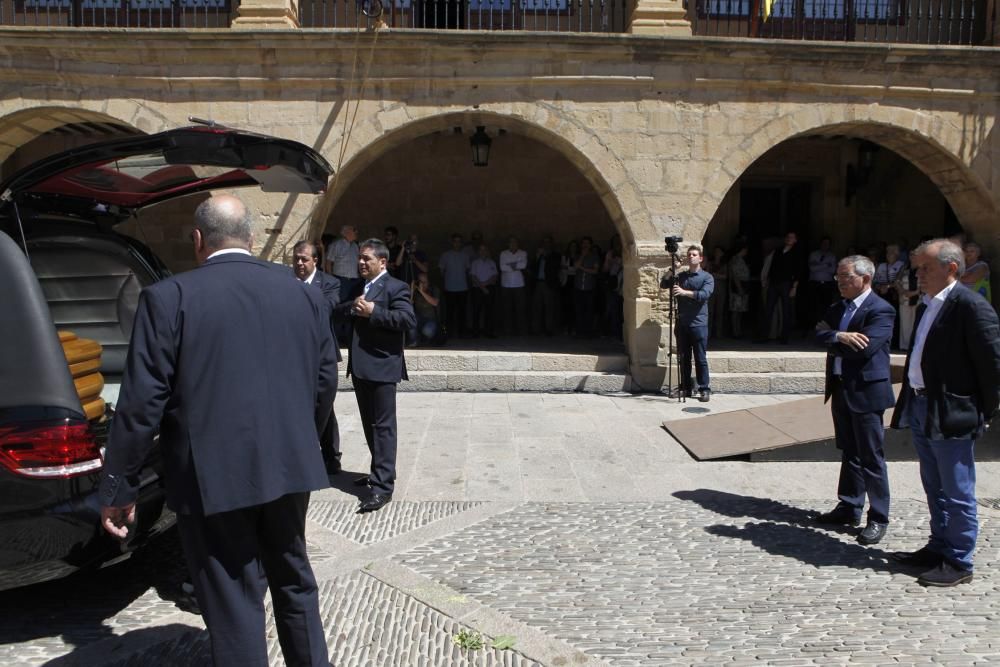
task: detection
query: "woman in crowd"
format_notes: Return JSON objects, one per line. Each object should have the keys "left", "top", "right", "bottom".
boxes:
{"left": 708, "top": 245, "right": 728, "bottom": 339}
{"left": 728, "top": 244, "right": 750, "bottom": 338}
{"left": 602, "top": 234, "right": 624, "bottom": 339}
{"left": 560, "top": 239, "right": 580, "bottom": 335}
{"left": 961, "top": 241, "right": 992, "bottom": 304}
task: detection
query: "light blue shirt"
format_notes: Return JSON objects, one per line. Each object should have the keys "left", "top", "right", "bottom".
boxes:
{"left": 833, "top": 288, "right": 871, "bottom": 376}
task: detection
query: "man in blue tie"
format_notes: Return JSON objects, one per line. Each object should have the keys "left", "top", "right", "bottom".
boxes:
{"left": 814, "top": 255, "right": 896, "bottom": 545}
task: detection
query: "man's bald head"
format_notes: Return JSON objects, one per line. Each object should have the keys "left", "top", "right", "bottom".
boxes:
{"left": 194, "top": 195, "right": 252, "bottom": 253}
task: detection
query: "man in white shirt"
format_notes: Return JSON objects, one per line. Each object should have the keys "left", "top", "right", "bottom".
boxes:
{"left": 438, "top": 233, "right": 471, "bottom": 338}
{"left": 889, "top": 239, "right": 1000, "bottom": 587}
{"left": 499, "top": 236, "right": 528, "bottom": 335}
{"left": 469, "top": 243, "right": 498, "bottom": 337}
{"left": 326, "top": 224, "right": 360, "bottom": 343}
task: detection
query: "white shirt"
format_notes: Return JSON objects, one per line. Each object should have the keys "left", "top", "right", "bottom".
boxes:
{"left": 833, "top": 288, "right": 871, "bottom": 376}
{"left": 303, "top": 268, "right": 317, "bottom": 284}
{"left": 327, "top": 238, "right": 359, "bottom": 278}
{"left": 908, "top": 281, "right": 958, "bottom": 390}
{"left": 206, "top": 248, "right": 252, "bottom": 260}
{"left": 499, "top": 249, "right": 527, "bottom": 288}
{"left": 364, "top": 270, "right": 388, "bottom": 296}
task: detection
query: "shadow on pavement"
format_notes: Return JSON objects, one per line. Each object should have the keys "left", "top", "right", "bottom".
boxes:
{"left": 675, "top": 488, "right": 910, "bottom": 577}
{"left": 326, "top": 469, "right": 370, "bottom": 500}
{"left": 43, "top": 624, "right": 209, "bottom": 667}
{"left": 0, "top": 528, "right": 195, "bottom": 657}
{"left": 673, "top": 488, "right": 859, "bottom": 537}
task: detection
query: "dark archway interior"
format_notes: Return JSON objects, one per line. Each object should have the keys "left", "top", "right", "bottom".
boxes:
{"left": 703, "top": 135, "right": 978, "bottom": 347}
{"left": 323, "top": 128, "right": 625, "bottom": 345}
{"left": 326, "top": 129, "right": 617, "bottom": 258}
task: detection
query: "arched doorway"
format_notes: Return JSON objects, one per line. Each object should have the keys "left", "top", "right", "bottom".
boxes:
{"left": 702, "top": 125, "right": 995, "bottom": 347}
{"left": 319, "top": 115, "right": 628, "bottom": 352}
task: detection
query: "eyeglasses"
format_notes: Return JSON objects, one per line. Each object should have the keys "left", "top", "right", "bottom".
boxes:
{"left": 293, "top": 256, "right": 315, "bottom": 264}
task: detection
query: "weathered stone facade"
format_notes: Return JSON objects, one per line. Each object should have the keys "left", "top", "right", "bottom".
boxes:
{"left": 1, "top": 29, "right": 997, "bottom": 389}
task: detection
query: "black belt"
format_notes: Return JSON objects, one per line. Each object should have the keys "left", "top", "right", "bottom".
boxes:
{"left": 912, "top": 387, "right": 928, "bottom": 397}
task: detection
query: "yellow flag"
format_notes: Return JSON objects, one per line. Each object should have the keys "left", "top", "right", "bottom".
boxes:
{"left": 763, "top": 0, "right": 773, "bottom": 19}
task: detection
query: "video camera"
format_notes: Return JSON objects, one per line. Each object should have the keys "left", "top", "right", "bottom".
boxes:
{"left": 664, "top": 235, "right": 683, "bottom": 254}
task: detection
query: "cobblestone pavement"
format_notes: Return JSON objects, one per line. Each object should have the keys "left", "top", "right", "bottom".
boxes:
{"left": 3, "top": 392, "right": 1000, "bottom": 665}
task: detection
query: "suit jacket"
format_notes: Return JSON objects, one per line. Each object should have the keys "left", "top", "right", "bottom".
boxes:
{"left": 100, "top": 253, "right": 338, "bottom": 516}
{"left": 890, "top": 282, "right": 1000, "bottom": 439}
{"left": 306, "top": 269, "right": 343, "bottom": 363}
{"left": 817, "top": 291, "right": 896, "bottom": 414}
{"left": 531, "top": 251, "right": 562, "bottom": 288}
{"left": 337, "top": 272, "right": 416, "bottom": 383}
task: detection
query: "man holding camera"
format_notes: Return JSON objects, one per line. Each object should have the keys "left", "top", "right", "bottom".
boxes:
{"left": 672, "top": 244, "right": 715, "bottom": 402}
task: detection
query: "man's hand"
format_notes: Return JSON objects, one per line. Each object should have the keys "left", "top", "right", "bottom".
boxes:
{"left": 671, "top": 285, "right": 690, "bottom": 299}
{"left": 101, "top": 504, "right": 136, "bottom": 540}
{"left": 352, "top": 296, "right": 374, "bottom": 318}
{"left": 836, "top": 331, "right": 870, "bottom": 351}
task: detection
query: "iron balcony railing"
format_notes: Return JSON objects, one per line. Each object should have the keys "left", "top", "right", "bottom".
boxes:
{"left": 688, "top": 0, "right": 993, "bottom": 44}
{"left": 0, "top": 0, "right": 237, "bottom": 26}
{"left": 297, "top": 0, "right": 630, "bottom": 31}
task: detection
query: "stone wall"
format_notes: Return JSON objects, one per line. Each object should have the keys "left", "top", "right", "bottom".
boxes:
{"left": 1, "top": 29, "right": 997, "bottom": 389}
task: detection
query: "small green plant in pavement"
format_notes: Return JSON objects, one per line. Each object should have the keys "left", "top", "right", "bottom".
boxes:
{"left": 453, "top": 629, "right": 484, "bottom": 650}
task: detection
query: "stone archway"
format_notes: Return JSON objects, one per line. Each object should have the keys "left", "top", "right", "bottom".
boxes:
{"left": 693, "top": 111, "right": 996, "bottom": 250}
{"left": 308, "top": 110, "right": 645, "bottom": 254}
{"left": 311, "top": 110, "right": 632, "bottom": 347}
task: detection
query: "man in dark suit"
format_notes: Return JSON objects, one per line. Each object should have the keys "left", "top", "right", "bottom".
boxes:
{"left": 99, "top": 196, "right": 337, "bottom": 666}
{"left": 814, "top": 255, "right": 896, "bottom": 546}
{"left": 293, "top": 239, "right": 344, "bottom": 476}
{"left": 530, "top": 235, "right": 562, "bottom": 336}
{"left": 338, "top": 238, "right": 415, "bottom": 513}
{"left": 890, "top": 239, "right": 1000, "bottom": 587}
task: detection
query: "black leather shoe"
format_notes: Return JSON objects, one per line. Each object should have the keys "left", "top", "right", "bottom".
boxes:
{"left": 918, "top": 561, "right": 973, "bottom": 587}
{"left": 891, "top": 547, "right": 943, "bottom": 568}
{"left": 815, "top": 506, "right": 861, "bottom": 526}
{"left": 856, "top": 520, "right": 888, "bottom": 545}
{"left": 698, "top": 388, "right": 712, "bottom": 403}
{"left": 358, "top": 494, "right": 392, "bottom": 513}
{"left": 353, "top": 475, "right": 370, "bottom": 487}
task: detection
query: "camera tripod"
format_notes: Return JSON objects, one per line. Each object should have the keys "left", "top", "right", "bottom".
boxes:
{"left": 660, "top": 250, "right": 686, "bottom": 403}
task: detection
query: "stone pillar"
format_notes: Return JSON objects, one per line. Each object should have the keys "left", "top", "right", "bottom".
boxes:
{"left": 628, "top": 0, "right": 692, "bottom": 35}
{"left": 232, "top": 0, "right": 300, "bottom": 28}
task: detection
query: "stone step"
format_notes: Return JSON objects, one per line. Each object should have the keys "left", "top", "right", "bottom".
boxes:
{"left": 706, "top": 351, "right": 826, "bottom": 374}
{"left": 706, "top": 351, "right": 907, "bottom": 374}
{"left": 709, "top": 372, "right": 825, "bottom": 394}
{"left": 343, "top": 348, "right": 628, "bottom": 373}
{"left": 341, "top": 370, "right": 630, "bottom": 393}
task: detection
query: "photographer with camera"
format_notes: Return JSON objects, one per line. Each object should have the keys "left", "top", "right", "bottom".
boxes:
{"left": 671, "top": 243, "right": 715, "bottom": 402}
{"left": 394, "top": 233, "right": 429, "bottom": 285}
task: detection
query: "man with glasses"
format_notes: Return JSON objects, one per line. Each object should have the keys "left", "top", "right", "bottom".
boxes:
{"left": 890, "top": 239, "right": 1000, "bottom": 587}
{"left": 814, "top": 255, "right": 896, "bottom": 547}
{"left": 293, "top": 239, "right": 343, "bottom": 476}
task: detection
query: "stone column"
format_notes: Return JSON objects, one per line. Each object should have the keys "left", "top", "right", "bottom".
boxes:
{"left": 232, "top": 0, "right": 300, "bottom": 28}
{"left": 628, "top": 0, "right": 692, "bottom": 35}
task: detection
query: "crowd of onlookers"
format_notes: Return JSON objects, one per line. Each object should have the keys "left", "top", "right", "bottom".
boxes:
{"left": 316, "top": 225, "right": 627, "bottom": 346}
{"left": 703, "top": 231, "right": 992, "bottom": 349}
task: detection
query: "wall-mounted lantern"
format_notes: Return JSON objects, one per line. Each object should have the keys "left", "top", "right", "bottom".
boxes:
{"left": 470, "top": 126, "right": 491, "bottom": 167}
